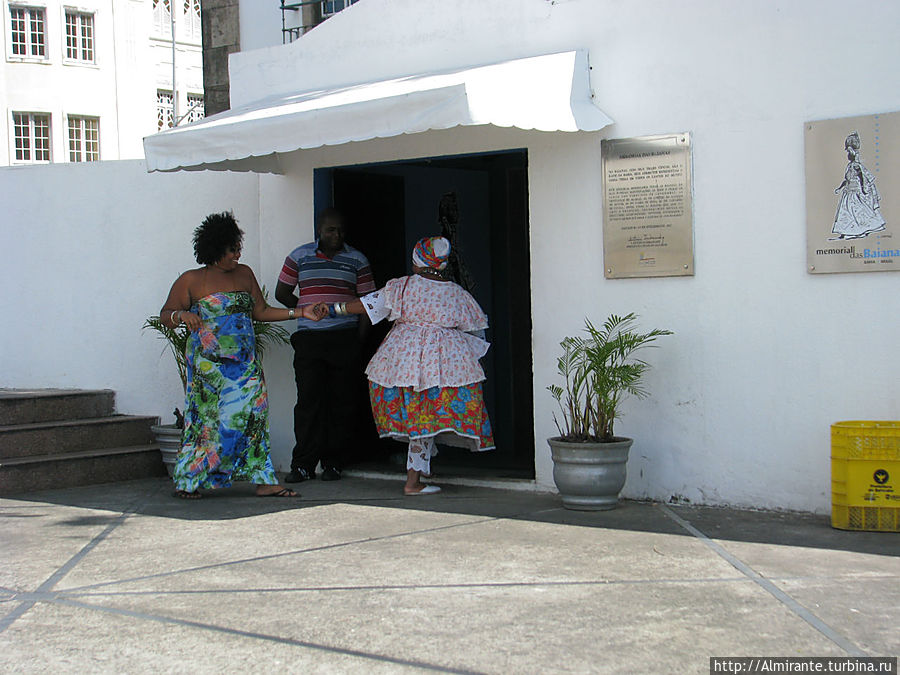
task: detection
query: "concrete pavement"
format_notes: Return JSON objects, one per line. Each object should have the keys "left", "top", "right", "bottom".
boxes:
{"left": 1, "top": 475, "right": 898, "bottom": 674}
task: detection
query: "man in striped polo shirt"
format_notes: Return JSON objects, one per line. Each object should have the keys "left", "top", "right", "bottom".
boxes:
{"left": 275, "top": 208, "right": 376, "bottom": 483}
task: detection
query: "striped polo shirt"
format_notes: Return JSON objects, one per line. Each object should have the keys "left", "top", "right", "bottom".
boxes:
{"left": 278, "top": 241, "right": 376, "bottom": 331}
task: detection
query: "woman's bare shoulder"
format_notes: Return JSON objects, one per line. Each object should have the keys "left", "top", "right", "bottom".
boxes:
{"left": 174, "top": 268, "right": 204, "bottom": 286}
{"left": 235, "top": 263, "right": 259, "bottom": 286}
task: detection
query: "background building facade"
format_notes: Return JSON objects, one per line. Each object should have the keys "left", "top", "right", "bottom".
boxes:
{"left": 1, "top": 0, "right": 203, "bottom": 165}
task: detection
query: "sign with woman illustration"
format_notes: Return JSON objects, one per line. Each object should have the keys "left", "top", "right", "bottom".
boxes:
{"left": 805, "top": 111, "right": 898, "bottom": 273}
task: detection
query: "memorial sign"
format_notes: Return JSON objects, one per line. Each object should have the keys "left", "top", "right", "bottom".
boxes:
{"left": 601, "top": 133, "right": 694, "bottom": 278}
{"left": 805, "top": 111, "right": 898, "bottom": 274}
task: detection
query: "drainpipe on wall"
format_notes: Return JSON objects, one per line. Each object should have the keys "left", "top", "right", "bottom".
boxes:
{"left": 170, "top": 2, "right": 178, "bottom": 124}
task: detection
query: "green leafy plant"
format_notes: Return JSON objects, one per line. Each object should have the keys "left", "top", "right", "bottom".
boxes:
{"left": 142, "top": 314, "right": 191, "bottom": 392}
{"left": 143, "top": 287, "right": 291, "bottom": 427}
{"left": 548, "top": 313, "right": 672, "bottom": 443}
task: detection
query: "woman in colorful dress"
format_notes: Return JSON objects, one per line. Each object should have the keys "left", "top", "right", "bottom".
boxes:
{"left": 159, "top": 212, "right": 324, "bottom": 499}
{"left": 335, "top": 236, "right": 494, "bottom": 495}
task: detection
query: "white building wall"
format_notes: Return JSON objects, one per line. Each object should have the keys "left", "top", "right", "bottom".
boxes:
{"left": 112, "top": 1, "right": 156, "bottom": 158}
{"left": 150, "top": 0, "right": 204, "bottom": 129}
{"left": 1, "top": 0, "right": 201, "bottom": 165}
{"left": 2, "top": 0, "right": 897, "bottom": 512}
{"left": 0, "top": 160, "right": 261, "bottom": 424}
{"left": 3, "top": 1, "right": 118, "bottom": 164}
{"left": 230, "top": 0, "right": 900, "bottom": 512}
{"left": 239, "top": 0, "right": 283, "bottom": 54}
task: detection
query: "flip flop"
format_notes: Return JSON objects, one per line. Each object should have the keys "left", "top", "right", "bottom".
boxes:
{"left": 174, "top": 490, "right": 201, "bottom": 500}
{"left": 257, "top": 487, "right": 299, "bottom": 498}
{"left": 404, "top": 485, "right": 441, "bottom": 496}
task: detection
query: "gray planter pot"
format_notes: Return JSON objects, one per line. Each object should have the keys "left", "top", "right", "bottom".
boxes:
{"left": 548, "top": 436, "right": 634, "bottom": 511}
{"left": 151, "top": 423, "right": 182, "bottom": 477}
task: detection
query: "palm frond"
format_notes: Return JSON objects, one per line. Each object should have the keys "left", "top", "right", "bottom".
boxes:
{"left": 547, "top": 313, "right": 672, "bottom": 442}
{"left": 142, "top": 315, "right": 189, "bottom": 391}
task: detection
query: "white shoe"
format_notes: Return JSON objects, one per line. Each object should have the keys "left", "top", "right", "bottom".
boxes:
{"left": 405, "top": 485, "right": 441, "bottom": 496}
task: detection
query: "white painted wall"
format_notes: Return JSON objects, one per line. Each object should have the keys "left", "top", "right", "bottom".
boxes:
{"left": 235, "top": 0, "right": 367, "bottom": 73}
{"left": 230, "top": 0, "right": 900, "bottom": 512}
{"left": 3, "top": 0, "right": 897, "bottom": 512}
{"left": 113, "top": 1, "right": 157, "bottom": 158}
{"left": 0, "top": 160, "right": 262, "bottom": 428}
{"left": 239, "top": 0, "right": 284, "bottom": 54}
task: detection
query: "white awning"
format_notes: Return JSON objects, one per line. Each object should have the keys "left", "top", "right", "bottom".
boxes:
{"left": 142, "top": 50, "right": 612, "bottom": 173}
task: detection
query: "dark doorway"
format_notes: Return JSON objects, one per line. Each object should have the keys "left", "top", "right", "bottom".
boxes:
{"left": 315, "top": 149, "right": 534, "bottom": 478}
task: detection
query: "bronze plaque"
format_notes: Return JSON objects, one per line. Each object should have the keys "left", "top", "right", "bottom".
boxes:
{"left": 601, "top": 133, "right": 694, "bottom": 278}
{"left": 805, "top": 111, "right": 898, "bottom": 274}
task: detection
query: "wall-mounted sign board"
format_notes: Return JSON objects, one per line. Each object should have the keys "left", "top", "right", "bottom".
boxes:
{"left": 805, "top": 111, "right": 898, "bottom": 274}
{"left": 601, "top": 133, "right": 694, "bottom": 279}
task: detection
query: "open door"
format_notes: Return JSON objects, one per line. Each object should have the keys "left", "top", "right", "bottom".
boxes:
{"left": 325, "top": 151, "right": 534, "bottom": 478}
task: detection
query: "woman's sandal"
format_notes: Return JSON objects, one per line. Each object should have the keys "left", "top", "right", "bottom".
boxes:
{"left": 256, "top": 487, "right": 299, "bottom": 498}
{"left": 174, "top": 490, "right": 201, "bottom": 500}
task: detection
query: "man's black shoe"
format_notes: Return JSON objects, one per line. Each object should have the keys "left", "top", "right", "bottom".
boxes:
{"left": 284, "top": 468, "right": 314, "bottom": 483}
{"left": 320, "top": 467, "right": 342, "bottom": 481}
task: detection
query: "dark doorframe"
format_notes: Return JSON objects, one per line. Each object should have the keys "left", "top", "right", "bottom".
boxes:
{"left": 316, "top": 149, "right": 534, "bottom": 478}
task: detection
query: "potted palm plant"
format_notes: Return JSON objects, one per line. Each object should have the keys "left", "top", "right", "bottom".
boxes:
{"left": 143, "top": 289, "right": 290, "bottom": 475}
{"left": 547, "top": 313, "right": 672, "bottom": 510}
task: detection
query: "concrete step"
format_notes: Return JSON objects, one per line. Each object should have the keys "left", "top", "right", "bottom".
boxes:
{"left": 0, "top": 415, "right": 159, "bottom": 460}
{"left": 0, "top": 444, "right": 167, "bottom": 495}
{"left": 0, "top": 389, "right": 115, "bottom": 426}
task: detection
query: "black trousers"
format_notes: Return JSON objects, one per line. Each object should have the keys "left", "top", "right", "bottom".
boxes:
{"left": 290, "top": 328, "right": 360, "bottom": 473}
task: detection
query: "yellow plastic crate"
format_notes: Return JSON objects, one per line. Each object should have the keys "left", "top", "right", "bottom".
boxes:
{"left": 831, "top": 421, "right": 900, "bottom": 532}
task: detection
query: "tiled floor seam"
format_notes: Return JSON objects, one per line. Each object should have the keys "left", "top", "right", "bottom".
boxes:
{"left": 52, "top": 596, "right": 486, "bottom": 674}
{"left": 0, "top": 484, "right": 164, "bottom": 635}
{"left": 58, "top": 576, "right": 752, "bottom": 599}
{"left": 5, "top": 487, "right": 886, "bottom": 665}
{"left": 658, "top": 503, "right": 868, "bottom": 657}
{"left": 54, "top": 513, "right": 506, "bottom": 595}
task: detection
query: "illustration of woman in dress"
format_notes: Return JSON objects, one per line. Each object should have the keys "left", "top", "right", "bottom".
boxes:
{"left": 830, "top": 131, "right": 886, "bottom": 240}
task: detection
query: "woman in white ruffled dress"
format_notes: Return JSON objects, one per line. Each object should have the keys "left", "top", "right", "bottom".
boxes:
{"left": 333, "top": 236, "right": 494, "bottom": 495}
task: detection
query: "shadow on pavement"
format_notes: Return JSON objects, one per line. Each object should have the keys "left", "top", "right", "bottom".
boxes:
{"left": 3, "top": 476, "right": 898, "bottom": 559}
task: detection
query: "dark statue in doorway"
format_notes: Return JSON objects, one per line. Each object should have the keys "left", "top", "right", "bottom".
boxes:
{"left": 439, "top": 192, "right": 476, "bottom": 292}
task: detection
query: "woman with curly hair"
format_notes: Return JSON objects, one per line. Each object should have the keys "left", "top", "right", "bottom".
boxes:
{"left": 159, "top": 212, "right": 324, "bottom": 499}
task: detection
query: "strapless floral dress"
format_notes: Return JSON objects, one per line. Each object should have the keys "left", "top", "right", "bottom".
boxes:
{"left": 173, "top": 291, "right": 278, "bottom": 492}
